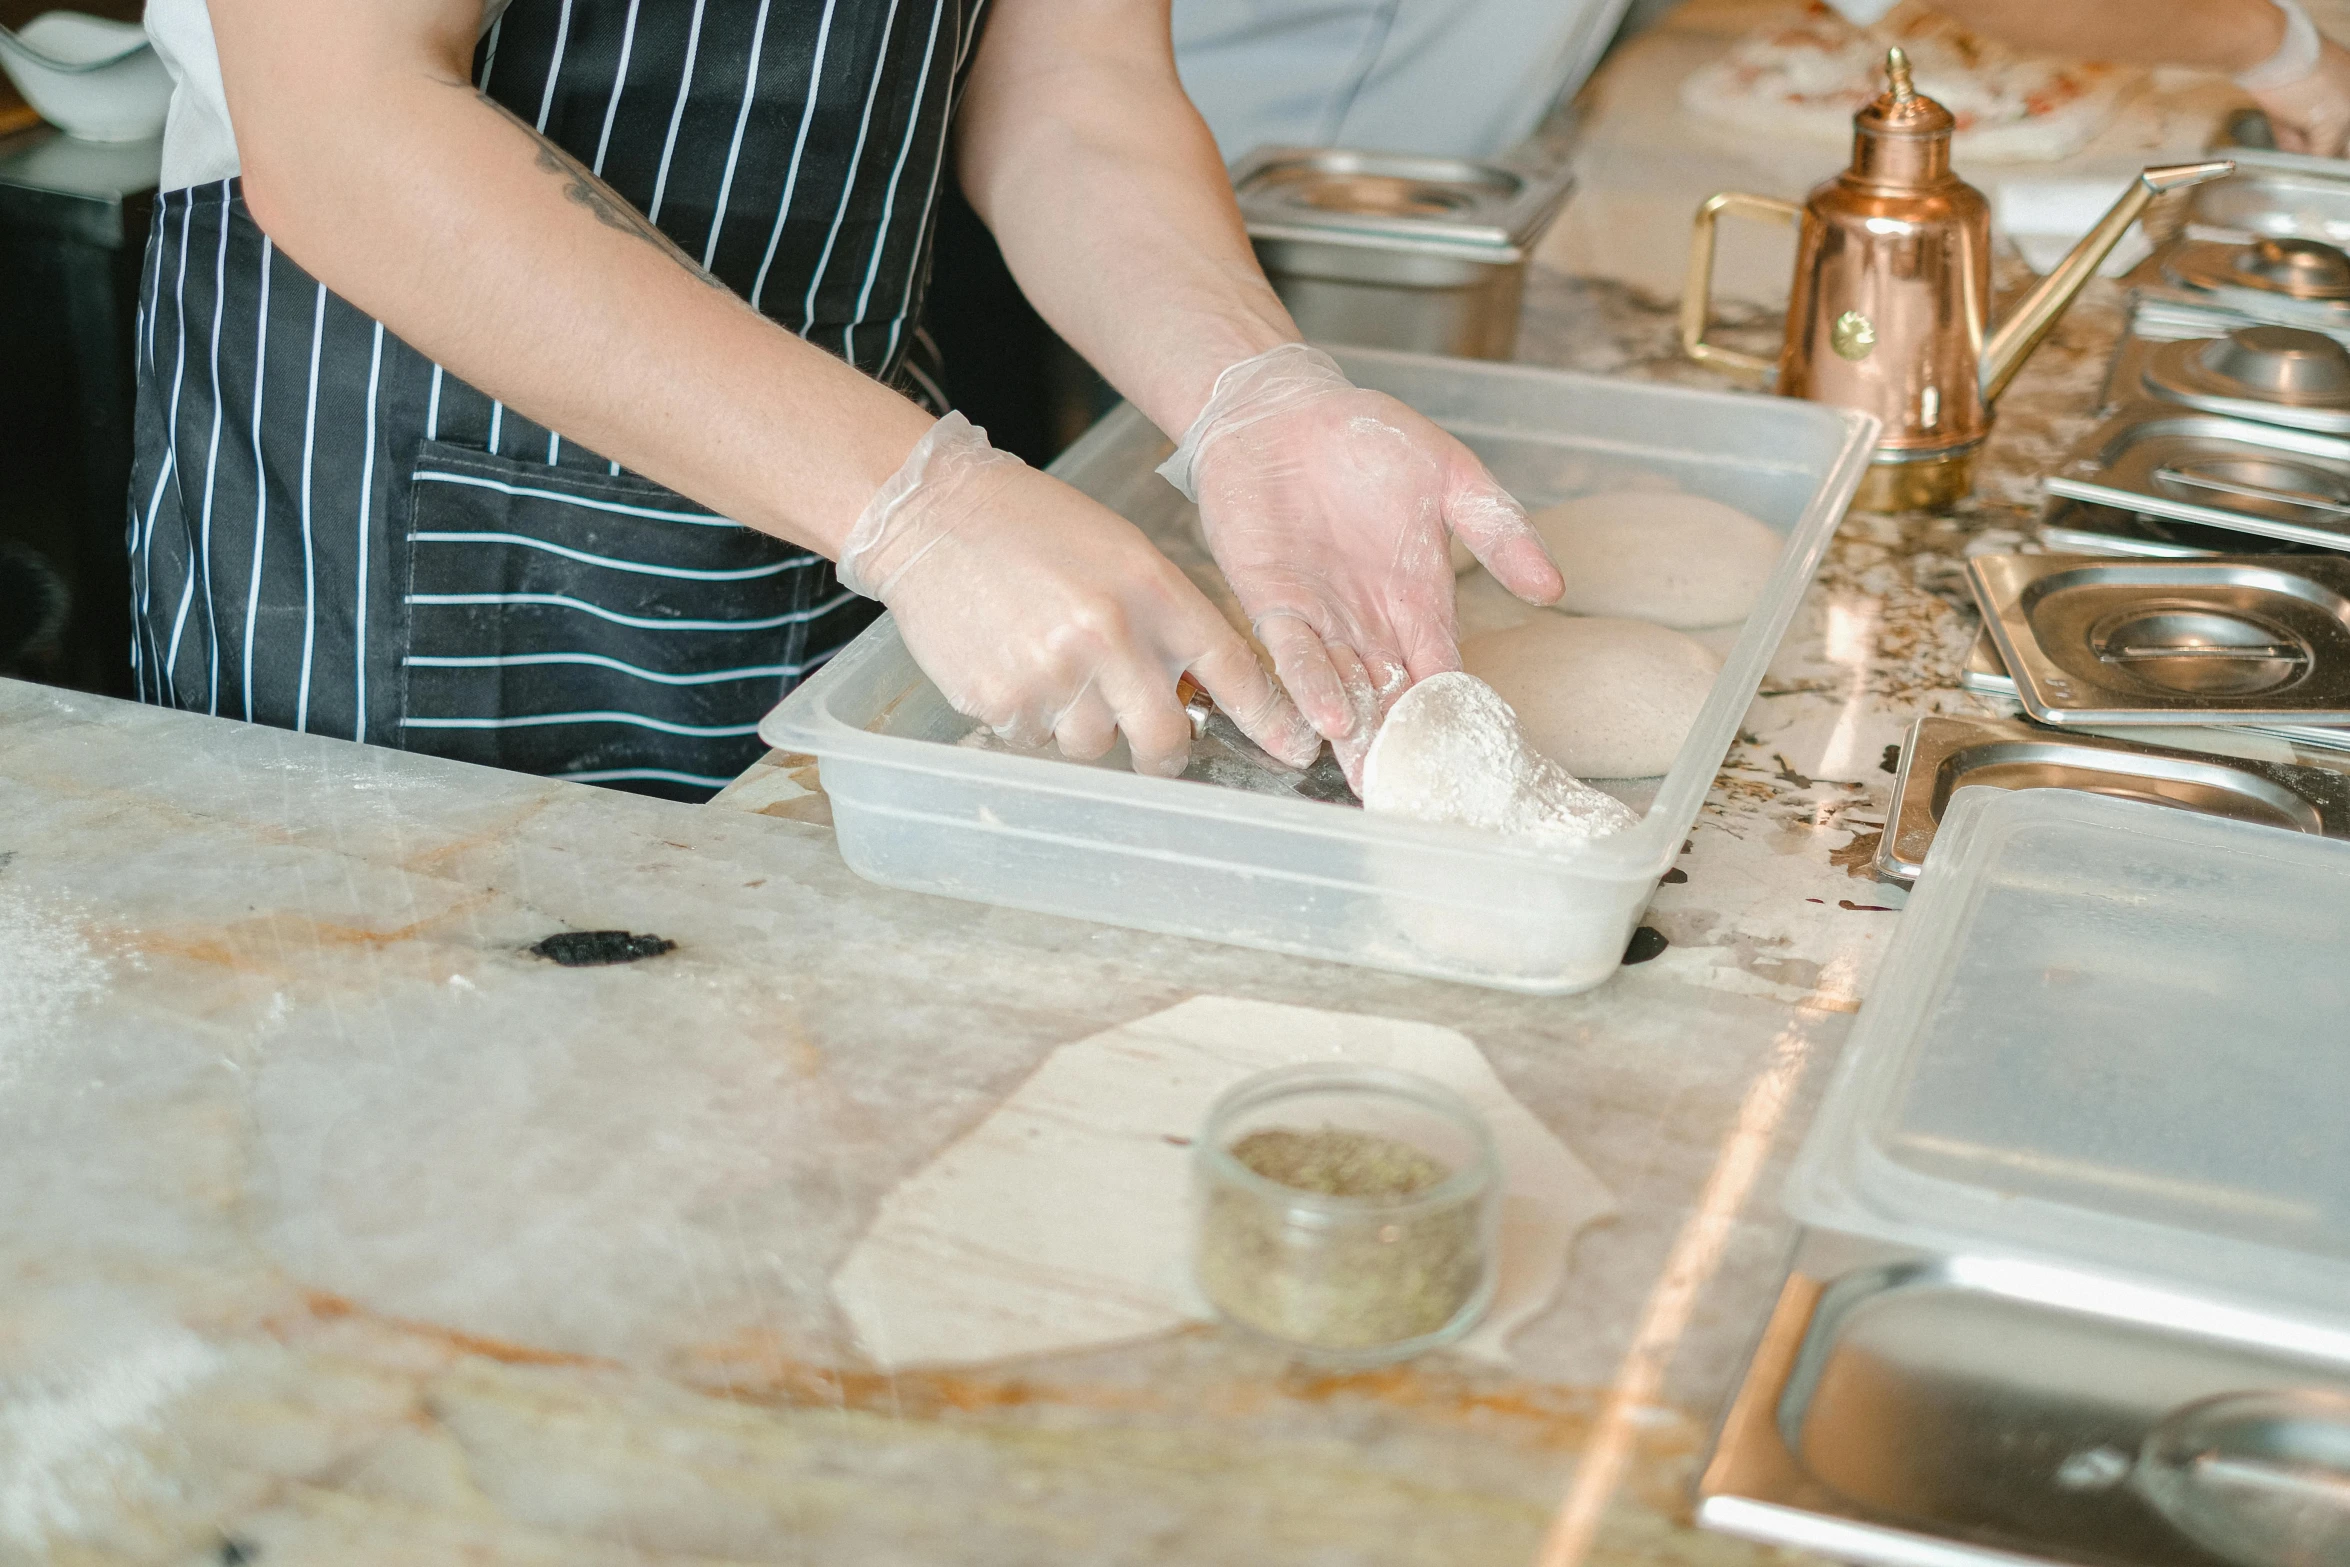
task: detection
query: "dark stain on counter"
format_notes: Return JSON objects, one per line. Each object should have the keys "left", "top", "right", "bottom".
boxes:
{"left": 531, "top": 929, "right": 678, "bottom": 966}
{"left": 1622, "top": 926, "right": 1669, "bottom": 965}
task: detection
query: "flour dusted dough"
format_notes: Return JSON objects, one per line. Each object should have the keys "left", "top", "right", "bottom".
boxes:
{"left": 1453, "top": 566, "right": 1542, "bottom": 641}
{"left": 1462, "top": 616, "right": 1721, "bottom": 778}
{"left": 1530, "top": 491, "right": 1782, "bottom": 629}
{"left": 1362, "top": 673, "right": 1635, "bottom": 846}
{"left": 1358, "top": 677, "right": 1640, "bottom": 981}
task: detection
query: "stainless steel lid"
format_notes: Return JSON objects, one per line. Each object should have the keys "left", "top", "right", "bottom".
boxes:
{"left": 1229, "top": 145, "right": 1571, "bottom": 259}
{"left": 1966, "top": 552, "right": 2350, "bottom": 725}
{"left": 2166, "top": 234, "right": 2350, "bottom": 300}
{"left": 2197, "top": 325, "right": 2350, "bottom": 401}
{"left": 2234, "top": 234, "right": 2350, "bottom": 299}
{"left": 1962, "top": 622, "right": 2350, "bottom": 752}
{"left": 2141, "top": 326, "right": 2350, "bottom": 432}
{"left": 1875, "top": 711, "right": 2350, "bottom": 885}
{"left": 2045, "top": 403, "right": 2350, "bottom": 549}
{"left": 2036, "top": 497, "right": 2326, "bottom": 559}
{"left": 2181, "top": 144, "right": 2350, "bottom": 256}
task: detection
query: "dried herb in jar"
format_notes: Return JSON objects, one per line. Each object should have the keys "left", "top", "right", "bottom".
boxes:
{"left": 1196, "top": 1125, "right": 1483, "bottom": 1353}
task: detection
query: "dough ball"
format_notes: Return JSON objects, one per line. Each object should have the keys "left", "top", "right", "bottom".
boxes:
{"left": 1362, "top": 673, "right": 1637, "bottom": 982}
{"left": 1529, "top": 491, "right": 1781, "bottom": 629}
{"left": 1363, "top": 672, "right": 1636, "bottom": 845}
{"left": 1461, "top": 616, "right": 1722, "bottom": 778}
{"left": 1454, "top": 566, "right": 1541, "bottom": 640}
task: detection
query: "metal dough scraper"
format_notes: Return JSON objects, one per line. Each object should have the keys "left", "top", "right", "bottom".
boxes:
{"left": 1176, "top": 674, "right": 1358, "bottom": 806}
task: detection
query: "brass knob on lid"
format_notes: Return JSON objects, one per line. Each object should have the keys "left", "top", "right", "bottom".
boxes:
{"left": 1887, "top": 45, "right": 1916, "bottom": 103}
{"left": 1850, "top": 46, "right": 1955, "bottom": 185}
{"left": 1857, "top": 46, "right": 1954, "bottom": 135}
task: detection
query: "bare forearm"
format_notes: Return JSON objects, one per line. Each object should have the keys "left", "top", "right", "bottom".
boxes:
{"left": 955, "top": 0, "right": 1297, "bottom": 438}
{"left": 214, "top": 1, "right": 933, "bottom": 557}
{"left": 1923, "top": 0, "right": 2284, "bottom": 71}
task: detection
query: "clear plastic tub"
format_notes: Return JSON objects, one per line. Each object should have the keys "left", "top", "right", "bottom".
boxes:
{"left": 761, "top": 346, "right": 1876, "bottom": 993}
{"left": 1788, "top": 785, "right": 2350, "bottom": 1334}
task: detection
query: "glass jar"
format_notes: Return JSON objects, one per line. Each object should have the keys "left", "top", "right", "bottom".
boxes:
{"left": 1192, "top": 1063, "right": 1501, "bottom": 1365}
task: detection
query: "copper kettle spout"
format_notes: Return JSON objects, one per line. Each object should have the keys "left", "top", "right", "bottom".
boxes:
{"left": 1979, "top": 159, "right": 2235, "bottom": 404}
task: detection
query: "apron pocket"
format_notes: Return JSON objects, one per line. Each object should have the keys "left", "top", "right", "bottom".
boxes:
{"left": 399, "top": 440, "right": 863, "bottom": 796}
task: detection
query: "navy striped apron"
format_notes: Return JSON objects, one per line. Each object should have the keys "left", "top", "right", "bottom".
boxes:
{"left": 127, "top": 0, "right": 986, "bottom": 800}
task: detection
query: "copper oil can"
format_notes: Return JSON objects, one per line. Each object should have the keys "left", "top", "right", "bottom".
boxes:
{"left": 1778, "top": 55, "right": 1990, "bottom": 510}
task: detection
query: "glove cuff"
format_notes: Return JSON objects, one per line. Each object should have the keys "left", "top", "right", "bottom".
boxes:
{"left": 2239, "top": 0, "right": 2322, "bottom": 91}
{"left": 1155, "top": 342, "right": 1351, "bottom": 501}
{"left": 839, "top": 411, "right": 1022, "bottom": 601}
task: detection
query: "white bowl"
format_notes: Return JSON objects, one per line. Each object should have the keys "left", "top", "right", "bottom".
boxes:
{"left": 0, "top": 12, "right": 170, "bottom": 143}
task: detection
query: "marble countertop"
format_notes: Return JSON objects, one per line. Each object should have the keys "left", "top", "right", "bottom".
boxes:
{"left": 0, "top": 261, "right": 2126, "bottom": 1566}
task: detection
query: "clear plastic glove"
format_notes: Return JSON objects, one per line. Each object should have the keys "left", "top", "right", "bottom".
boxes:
{"left": 2238, "top": 0, "right": 2350, "bottom": 158}
{"left": 2253, "top": 39, "right": 2350, "bottom": 157}
{"left": 842, "top": 412, "right": 1319, "bottom": 777}
{"left": 1157, "top": 344, "right": 1563, "bottom": 784}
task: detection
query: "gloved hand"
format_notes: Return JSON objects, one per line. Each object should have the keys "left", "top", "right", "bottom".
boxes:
{"left": 2252, "top": 39, "right": 2350, "bottom": 156}
{"left": 2240, "top": 0, "right": 2350, "bottom": 157}
{"left": 842, "top": 412, "right": 1319, "bottom": 778}
{"left": 1158, "top": 344, "right": 1564, "bottom": 783}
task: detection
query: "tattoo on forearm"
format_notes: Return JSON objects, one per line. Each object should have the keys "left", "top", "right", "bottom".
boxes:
{"left": 466, "top": 84, "right": 728, "bottom": 291}
{"left": 528, "top": 143, "right": 725, "bottom": 288}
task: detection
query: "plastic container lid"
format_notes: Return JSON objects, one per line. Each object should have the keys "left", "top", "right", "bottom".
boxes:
{"left": 1787, "top": 785, "right": 2350, "bottom": 1331}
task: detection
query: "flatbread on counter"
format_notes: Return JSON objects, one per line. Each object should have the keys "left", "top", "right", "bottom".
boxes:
{"left": 1680, "top": 0, "right": 2137, "bottom": 163}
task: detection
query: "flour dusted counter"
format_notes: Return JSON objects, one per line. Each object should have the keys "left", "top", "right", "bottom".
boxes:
{"left": 0, "top": 675, "right": 1842, "bottom": 1566}
{"left": 0, "top": 258, "right": 2125, "bottom": 1563}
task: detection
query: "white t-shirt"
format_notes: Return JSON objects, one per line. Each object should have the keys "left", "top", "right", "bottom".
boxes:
{"left": 145, "top": 0, "right": 1899, "bottom": 191}
{"left": 143, "top": 0, "right": 510, "bottom": 190}
{"left": 1171, "top": 0, "right": 1896, "bottom": 163}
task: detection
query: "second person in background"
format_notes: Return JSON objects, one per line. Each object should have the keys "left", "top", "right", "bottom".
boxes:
{"left": 1169, "top": 0, "right": 2350, "bottom": 163}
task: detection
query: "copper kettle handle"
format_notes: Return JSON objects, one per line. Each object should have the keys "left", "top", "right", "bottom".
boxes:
{"left": 1680, "top": 191, "right": 1802, "bottom": 387}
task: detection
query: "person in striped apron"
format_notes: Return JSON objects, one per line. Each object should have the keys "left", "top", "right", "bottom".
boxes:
{"left": 130, "top": 0, "right": 1566, "bottom": 801}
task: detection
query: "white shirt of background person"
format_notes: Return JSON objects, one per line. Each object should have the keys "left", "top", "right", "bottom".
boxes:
{"left": 1170, "top": 0, "right": 1892, "bottom": 164}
